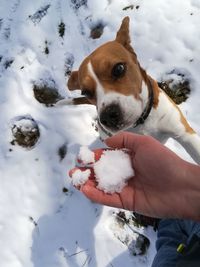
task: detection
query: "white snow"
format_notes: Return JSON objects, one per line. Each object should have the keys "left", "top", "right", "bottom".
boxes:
{"left": 94, "top": 150, "right": 134, "bottom": 193}
{"left": 12, "top": 118, "right": 37, "bottom": 132}
{"left": 74, "top": 148, "right": 134, "bottom": 193}
{"left": 72, "top": 168, "right": 91, "bottom": 186}
{"left": 0, "top": 0, "right": 200, "bottom": 267}
{"left": 78, "top": 146, "right": 95, "bottom": 164}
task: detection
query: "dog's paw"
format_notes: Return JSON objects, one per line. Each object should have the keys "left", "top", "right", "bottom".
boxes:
{"left": 55, "top": 98, "right": 74, "bottom": 106}
{"left": 107, "top": 210, "right": 150, "bottom": 257}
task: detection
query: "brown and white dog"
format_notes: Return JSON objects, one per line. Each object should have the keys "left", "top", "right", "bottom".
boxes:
{"left": 63, "top": 17, "right": 200, "bottom": 164}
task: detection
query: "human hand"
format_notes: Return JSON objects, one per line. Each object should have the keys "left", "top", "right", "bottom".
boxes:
{"left": 69, "top": 132, "right": 200, "bottom": 220}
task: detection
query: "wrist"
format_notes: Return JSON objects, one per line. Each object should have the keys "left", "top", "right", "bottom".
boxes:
{"left": 182, "top": 162, "right": 200, "bottom": 221}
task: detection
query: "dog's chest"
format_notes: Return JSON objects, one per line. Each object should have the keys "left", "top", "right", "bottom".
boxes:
{"left": 127, "top": 113, "right": 167, "bottom": 143}
{"left": 128, "top": 122, "right": 169, "bottom": 143}
{"left": 128, "top": 90, "right": 185, "bottom": 142}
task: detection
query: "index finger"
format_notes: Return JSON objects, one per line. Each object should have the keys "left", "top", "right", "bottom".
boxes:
{"left": 81, "top": 181, "right": 123, "bottom": 209}
{"left": 105, "top": 132, "right": 143, "bottom": 150}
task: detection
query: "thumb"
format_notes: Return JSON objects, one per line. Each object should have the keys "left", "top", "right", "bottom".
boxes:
{"left": 105, "top": 132, "right": 143, "bottom": 151}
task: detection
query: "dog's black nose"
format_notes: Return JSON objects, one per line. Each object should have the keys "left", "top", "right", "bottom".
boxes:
{"left": 99, "top": 104, "right": 123, "bottom": 130}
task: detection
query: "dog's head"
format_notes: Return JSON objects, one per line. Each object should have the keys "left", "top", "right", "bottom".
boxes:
{"left": 68, "top": 17, "right": 153, "bottom": 135}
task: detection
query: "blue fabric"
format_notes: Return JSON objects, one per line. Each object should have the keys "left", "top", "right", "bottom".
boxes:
{"left": 151, "top": 219, "right": 200, "bottom": 267}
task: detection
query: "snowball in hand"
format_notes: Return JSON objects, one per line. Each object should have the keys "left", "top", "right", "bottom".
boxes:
{"left": 94, "top": 150, "right": 134, "bottom": 193}
{"left": 78, "top": 146, "right": 95, "bottom": 164}
{"left": 72, "top": 169, "right": 91, "bottom": 186}
{"left": 71, "top": 147, "right": 135, "bottom": 193}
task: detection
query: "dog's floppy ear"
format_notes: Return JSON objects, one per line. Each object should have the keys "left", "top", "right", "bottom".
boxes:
{"left": 67, "top": 71, "right": 80, "bottom": 90}
{"left": 115, "top": 16, "right": 135, "bottom": 54}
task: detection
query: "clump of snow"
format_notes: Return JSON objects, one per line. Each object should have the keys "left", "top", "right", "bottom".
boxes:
{"left": 28, "top": 4, "right": 51, "bottom": 25}
{"left": 94, "top": 150, "right": 135, "bottom": 193}
{"left": 78, "top": 146, "right": 95, "bottom": 164}
{"left": 72, "top": 169, "right": 91, "bottom": 186}
{"left": 73, "top": 147, "right": 134, "bottom": 193}
{"left": 13, "top": 118, "right": 37, "bottom": 133}
{"left": 11, "top": 116, "right": 40, "bottom": 148}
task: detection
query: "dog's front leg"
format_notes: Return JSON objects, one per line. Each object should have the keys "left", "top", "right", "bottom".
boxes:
{"left": 165, "top": 110, "right": 200, "bottom": 164}
{"left": 71, "top": 97, "right": 92, "bottom": 105}
{"left": 56, "top": 97, "right": 92, "bottom": 106}
{"left": 163, "top": 111, "right": 200, "bottom": 164}
{"left": 154, "top": 90, "right": 200, "bottom": 164}
{"left": 175, "top": 131, "right": 200, "bottom": 165}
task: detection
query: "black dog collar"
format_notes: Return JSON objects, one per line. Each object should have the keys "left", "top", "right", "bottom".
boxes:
{"left": 133, "top": 79, "right": 154, "bottom": 128}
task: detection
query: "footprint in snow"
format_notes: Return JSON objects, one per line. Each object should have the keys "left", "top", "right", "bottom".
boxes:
{"left": 10, "top": 116, "right": 40, "bottom": 149}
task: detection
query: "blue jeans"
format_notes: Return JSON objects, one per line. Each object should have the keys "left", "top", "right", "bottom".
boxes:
{"left": 151, "top": 219, "right": 200, "bottom": 267}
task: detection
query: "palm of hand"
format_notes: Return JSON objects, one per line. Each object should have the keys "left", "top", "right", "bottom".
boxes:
{"left": 70, "top": 133, "right": 188, "bottom": 219}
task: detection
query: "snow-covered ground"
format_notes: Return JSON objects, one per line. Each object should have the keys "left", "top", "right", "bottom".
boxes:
{"left": 0, "top": 0, "right": 200, "bottom": 266}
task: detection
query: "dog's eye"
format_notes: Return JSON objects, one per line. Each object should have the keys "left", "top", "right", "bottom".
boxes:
{"left": 112, "top": 63, "right": 126, "bottom": 79}
{"left": 81, "top": 89, "right": 94, "bottom": 99}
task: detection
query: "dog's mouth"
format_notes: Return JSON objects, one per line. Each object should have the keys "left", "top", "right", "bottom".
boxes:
{"left": 97, "top": 116, "right": 135, "bottom": 141}
{"left": 98, "top": 103, "right": 127, "bottom": 134}
{"left": 97, "top": 119, "right": 113, "bottom": 137}
{"left": 98, "top": 117, "right": 132, "bottom": 133}
{"left": 97, "top": 109, "right": 132, "bottom": 139}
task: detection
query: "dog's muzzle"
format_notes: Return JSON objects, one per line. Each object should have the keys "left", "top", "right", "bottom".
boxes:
{"left": 99, "top": 103, "right": 123, "bottom": 131}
